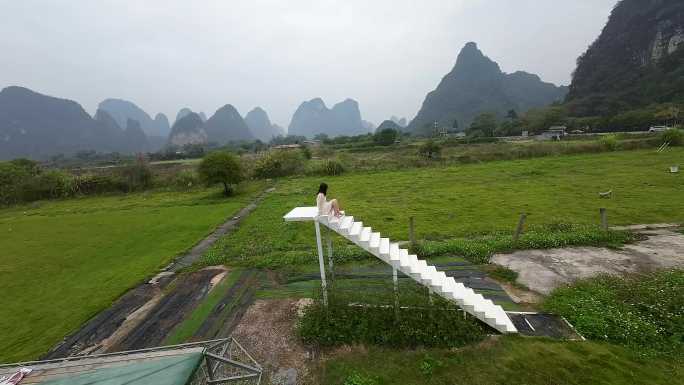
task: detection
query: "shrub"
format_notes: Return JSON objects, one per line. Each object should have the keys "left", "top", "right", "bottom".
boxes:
{"left": 0, "top": 163, "right": 29, "bottom": 205}
{"left": 418, "top": 140, "right": 442, "bottom": 159}
{"left": 374, "top": 128, "right": 398, "bottom": 146}
{"left": 18, "top": 170, "right": 73, "bottom": 202}
{"left": 75, "top": 174, "right": 127, "bottom": 195}
{"left": 253, "top": 150, "right": 305, "bottom": 179}
{"left": 598, "top": 134, "right": 620, "bottom": 151}
{"left": 297, "top": 292, "right": 486, "bottom": 348}
{"left": 198, "top": 151, "right": 244, "bottom": 196}
{"left": 119, "top": 159, "right": 153, "bottom": 191}
{"left": 661, "top": 128, "right": 683, "bottom": 146}
{"left": 313, "top": 160, "right": 345, "bottom": 176}
{"left": 301, "top": 146, "right": 312, "bottom": 160}
{"left": 172, "top": 169, "right": 201, "bottom": 190}
{"left": 543, "top": 270, "right": 684, "bottom": 355}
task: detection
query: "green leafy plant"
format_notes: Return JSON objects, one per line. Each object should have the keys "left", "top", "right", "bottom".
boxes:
{"left": 374, "top": 128, "right": 398, "bottom": 146}
{"left": 343, "top": 373, "right": 377, "bottom": 385}
{"left": 543, "top": 269, "right": 684, "bottom": 355}
{"left": 297, "top": 292, "right": 486, "bottom": 348}
{"left": 419, "top": 354, "right": 443, "bottom": 377}
{"left": 598, "top": 134, "right": 620, "bottom": 151}
{"left": 253, "top": 150, "right": 305, "bottom": 179}
{"left": 198, "top": 151, "right": 244, "bottom": 196}
{"left": 313, "top": 160, "right": 345, "bottom": 176}
{"left": 418, "top": 140, "right": 442, "bottom": 159}
{"left": 661, "top": 128, "right": 683, "bottom": 146}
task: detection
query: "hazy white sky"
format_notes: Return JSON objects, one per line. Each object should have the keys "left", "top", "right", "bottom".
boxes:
{"left": 0, "top": 0, "right": 616, "bottom": 128}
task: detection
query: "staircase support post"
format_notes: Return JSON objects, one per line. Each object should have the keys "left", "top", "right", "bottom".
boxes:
{"left": 327, "top": 228, "right": 335, "bottom": 282}
{"left": 392, "top": 268, "right": 399, "bottom": 310}
{"left": 314, "top": 220, "right": 328, "bottom": 306}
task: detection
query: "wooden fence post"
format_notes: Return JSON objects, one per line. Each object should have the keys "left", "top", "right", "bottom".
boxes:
{"left": 513, "top": 213, "right": 527, "bottom": 242}
{"left": 600, "top": 208, "right": 608, "bottom": 231}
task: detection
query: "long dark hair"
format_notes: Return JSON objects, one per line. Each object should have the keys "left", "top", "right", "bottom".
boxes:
{"left": 317, "top": 183, "right": 328, "bottom": 196}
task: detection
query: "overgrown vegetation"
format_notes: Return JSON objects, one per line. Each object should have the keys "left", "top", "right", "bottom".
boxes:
{"left": 0, "top": 158, "right": 158, "bottom": 205}
{"left": 416, "top": 225, "right": 634, "bottom": 264}
{"left": 253, "top": 149, "right": 306, "bottom": 178}
{"left": 298, "top": 292, "right": 486, "bottom": 348}
{"left": 318, "top": 337, "right": 684, "bottom": 385}
{"left": 544, "top": 270, "right": 684, "bottom": 355}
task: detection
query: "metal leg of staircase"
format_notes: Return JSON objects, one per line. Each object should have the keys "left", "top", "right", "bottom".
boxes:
{"left": 392, "top": 268, "right": 399, "bottom": 313}
{"left": 327, "top": 228, "right": 335, "bottom": 282}
{"left": 314, "top": 220, "right": 328, "bottom": 306}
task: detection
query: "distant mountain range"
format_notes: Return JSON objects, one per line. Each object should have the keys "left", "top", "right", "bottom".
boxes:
{"left": 98, "top": 99, "right": 170, "bottom": 138}
{"left": 288, "top": 98, "right": 371, "bottom": 138}
{"left": 168, "top": 104, "right": 255, "bottom": 146}
{"left": 245, "top": 107, "right": 285, "bottom": 142}
{"left": 0, "top": 87, "right": 158, "bottom": 160}
{"left": 565, "top": 0, "right": 684, "bottom": 116}
{"left": 408, "top": 42, "right": 568, "bottom": 134}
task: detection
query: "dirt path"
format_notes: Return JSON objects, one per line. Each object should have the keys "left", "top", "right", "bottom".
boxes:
{"left": 43, "top": 187, "right": 274, "bottom": 359}
{"left": 492, "top": 227, "right": 684, "bottom": 295}
{"left": 230, "top": 299, "right": 313, "bottom": 384}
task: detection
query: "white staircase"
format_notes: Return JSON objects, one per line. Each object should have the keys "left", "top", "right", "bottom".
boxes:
{"left": 318, "top": 213, "right": 517, "bottom": 334}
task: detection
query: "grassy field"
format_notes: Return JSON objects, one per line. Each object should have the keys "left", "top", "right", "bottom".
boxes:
{"left": 202, "top": 148, "right": 683, "bottom": 268}
{"left": 0, "top": 182, "right": 266, "bottom": 363}
{"left": 318, "top": 336, "right": 684, "bottom": 385}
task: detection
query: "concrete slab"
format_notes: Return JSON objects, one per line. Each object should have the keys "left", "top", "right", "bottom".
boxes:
{"left": 491, "top": 230, "right": 684, "bottom": 295}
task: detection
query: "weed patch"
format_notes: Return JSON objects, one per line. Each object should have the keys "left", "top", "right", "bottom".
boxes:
{"left": 543, "top": 270, "right": 684, "bottom": 355}
{"left": 416, "top": 225, "right": 634, "bottom": 264}
{"left": 297, "top": 292, "right": 487, "bottom": 348}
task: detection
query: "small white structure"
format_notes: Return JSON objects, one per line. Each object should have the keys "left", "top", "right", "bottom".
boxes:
{"left": 537, "top": 126, "right": 567, "bottom": 141}
{"left": 283, "top": 207, "right": 518, "bottom": 334}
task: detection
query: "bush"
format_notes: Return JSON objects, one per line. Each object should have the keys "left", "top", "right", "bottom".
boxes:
{"left": 297, "top": 293, "right": 486, "bottom": 348}
{"left": 543, "top": 270, "right": 684, "bottom": 355}
{"left": 253, "top": 150, "right": 305, "bottom": 179}
{"left": 312, "top": 160, "right": 345, "bottom": 176}
{"left": 374, "top": 128, "right": 398, "bottom": 146}
{"left": 172, "top": 169, "right": 201, "bottom": 190}
{"left": 18, "top": 170, "right": 74, "bottom": 202}
{"left": 661, "top": 128, "right": 683, "bottom": 146}
{"left": 119, "top": 159, "right": 153, "bottom": 191}
{"left": 598, "top": 134, "right": 620, "bottom": 151}
{"left": 418, "top": 140, "right": 442, "bottom": 159}
{"left": 198, "top": 151, "right": 244, "bottom": 196}
{"left": 0, "top": 159, "right": 40, "bottom": 205}
{"left": 75, "top": 174, "right": 127, "bottom": 195}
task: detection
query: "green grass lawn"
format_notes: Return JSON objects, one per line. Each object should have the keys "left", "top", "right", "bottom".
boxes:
{"left": 319, "top": 336, "right": 684, "bottom": 385}
{"left": 203, "top": 148, "right": 684, "bottom": 268}
{"left": 0, "top": 182, "right": 265, "bottom": 363}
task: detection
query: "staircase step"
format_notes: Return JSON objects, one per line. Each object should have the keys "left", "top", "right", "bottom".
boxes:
{"left": 348, "top": 221, "right": 363, "bottom": 239}
{"left": 316, "top": 210, "right": 517, "bottom": 334}
{"left": 369, "top": 233, "right": 381, "bottom": 250}
{"left": 379, "top": 238, "right": 390, "bottom": 257}
{"left": 357, "top": 227, "right": 372, "bottom": 246}
{"left": 339, "top": 216, "right": 354, "bottom": 234}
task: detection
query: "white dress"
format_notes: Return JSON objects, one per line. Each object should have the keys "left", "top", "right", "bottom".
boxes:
{"left": 316, "top": 193, "right": 333, "bottom": 216}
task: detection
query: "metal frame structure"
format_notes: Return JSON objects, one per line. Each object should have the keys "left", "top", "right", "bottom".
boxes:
{"left": 188, "top": 338, "right": 263, "bottom": 385}
{"left": 0, "top": 338, "right": 262, "bottom": 385}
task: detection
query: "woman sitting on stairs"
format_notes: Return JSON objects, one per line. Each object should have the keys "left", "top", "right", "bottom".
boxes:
{"left": 316, "top": 182, "right": 342, "bottom": 217}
